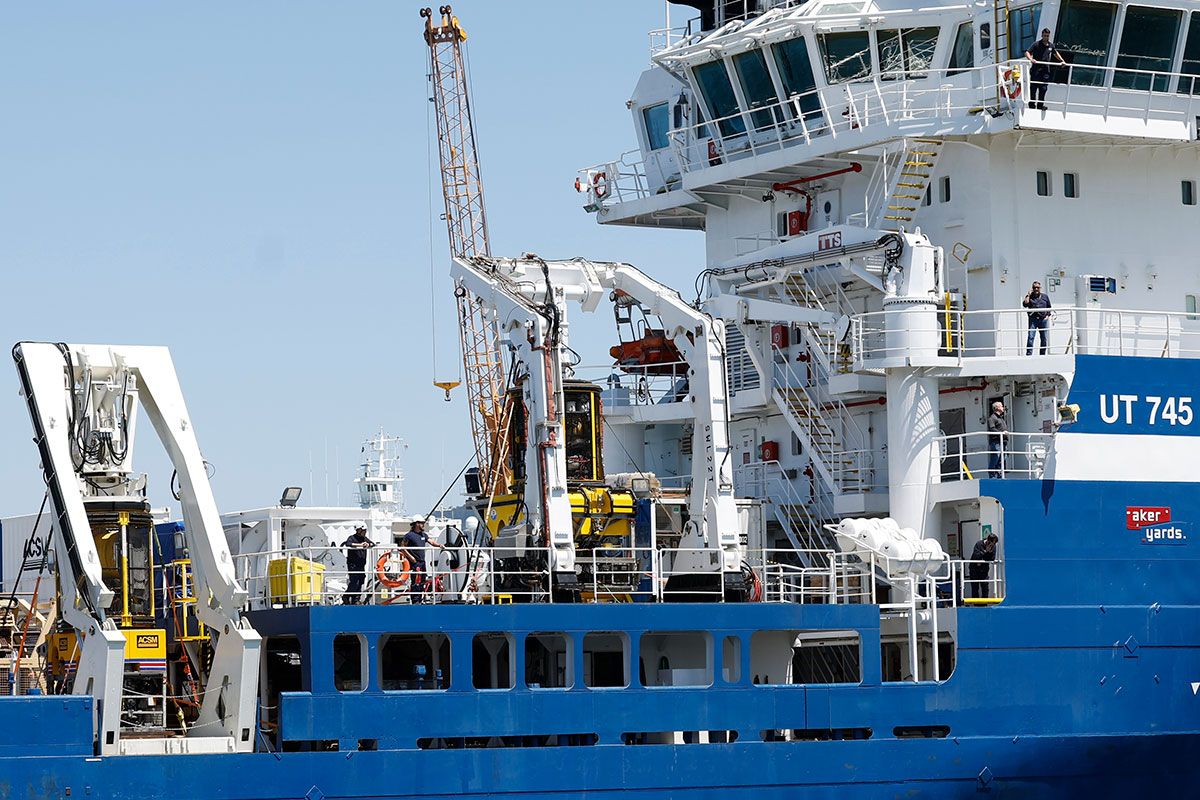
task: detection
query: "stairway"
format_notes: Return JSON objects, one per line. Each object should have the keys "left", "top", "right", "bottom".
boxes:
{"left": 877, "top": 138, "right": 945, "bottom": 231}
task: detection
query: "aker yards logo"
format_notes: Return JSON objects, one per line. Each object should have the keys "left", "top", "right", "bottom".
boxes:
{"left": 1126, "top": 506, "right": 1188, "bottom": 545}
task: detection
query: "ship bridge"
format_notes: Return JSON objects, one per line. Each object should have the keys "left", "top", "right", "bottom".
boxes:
{"left": 582, "top": 0, "right": 1200, "bottom": 229}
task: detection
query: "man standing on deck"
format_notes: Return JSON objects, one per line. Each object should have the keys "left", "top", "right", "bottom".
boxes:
{"left": 1025, "top": 29, "right": 1067, "bottom": 111}
{"left": 402, "top": 516, "right": 445, "bottom": 602}
{"left": 987, "top": 401, "right": 1008, "bottom": 478}
{"left": 1023, "top": 281, "right": 1052, "bottom": 355}
{"left": 342, "top": 526, "right": 375, "bottom": 605}
{"left": 967, "top": 533, "right": 999, "bottom": 599}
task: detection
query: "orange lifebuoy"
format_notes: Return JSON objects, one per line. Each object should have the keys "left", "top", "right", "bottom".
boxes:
{"left": 1002, "top": 67, "right": 1022, "bottom": 99}
{"left": 376, "top": 550, "right": 411, "bottom": 589}
{"left": 592, "top": 171, "right": 609, "bottom": 199}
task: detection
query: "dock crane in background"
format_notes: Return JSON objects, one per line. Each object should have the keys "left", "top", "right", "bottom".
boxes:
{"left": 422, "top": 5, "right": 511, "bottom": 499}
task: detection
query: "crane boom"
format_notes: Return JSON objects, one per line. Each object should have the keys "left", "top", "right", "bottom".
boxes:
{"left": 423, "top": 5, "right": 510, "bottom": 497}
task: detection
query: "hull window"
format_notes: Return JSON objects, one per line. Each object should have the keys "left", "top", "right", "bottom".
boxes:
{"left": 526, "top": 632, "right": 572, "bottom": 689}
{"left": 333, "top": 633, "right": 366, "bottom": 692}
{"left": 584, "top": 632, "right": 630, "bottom": 688}
{"left": 639, "top": 631, "right": 713, "bottom": 687}
{"left": 379, "top": 633, "right": 451, "bottom": 690}
{"left": 472, "top": 632, "right": 515, "bottom": 690}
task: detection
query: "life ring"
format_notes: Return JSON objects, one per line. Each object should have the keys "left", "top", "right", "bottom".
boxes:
{"left": 1002, "top": 67, "right": 1022, "bottom": 99}
{"left": 376, "top": 550, "right": 411, "bottom": 588}
{"left": 592, "top": 171, "right": 609, "bottom": 199}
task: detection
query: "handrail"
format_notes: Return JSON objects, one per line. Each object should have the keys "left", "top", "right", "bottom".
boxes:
{"left": 934, "top": 430, "right": 1054, "bottom": 481}
{"left": 582, "top": 56, "right": 1199, "bottom": 212}
{"left": 772, "top": 344, "right": 872, "bottom": 494}
{"left": 850, "top": 304, "right": 1200, "bottom": 364}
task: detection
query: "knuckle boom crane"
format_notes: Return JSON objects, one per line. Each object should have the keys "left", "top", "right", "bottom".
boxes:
{"left": 12, "top": 343, "right": 260, "bottom": 756}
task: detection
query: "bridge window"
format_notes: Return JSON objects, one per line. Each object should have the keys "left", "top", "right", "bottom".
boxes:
{"left": 771, "top": 37, "right": 821, "bottom": 120}
{"left": 1179, "top": 15, "right": 1200, "bottom": 95}
{"left": 1008, "top": 5, "right": 1042, "bottom": 60}
{"left": 1113, "top": 6, "right": 1182, "bottom": 92}
{"left": 1183, "top": 180, "right": 1196, "bottom": 205}
{"left": 640, "top": 632, "right": 712, "bottom": 687}
{"left": 1186, "top": 294, "right": 1198, "bottom": 320}
{"left": 818, "top": 31, "right": 873, "bottom": 84}
{"left": 379, "top": 633, "right": 450, "bottom": 690}
{"left": 526, "top": 632, "right": 572, "bottom": 689}
{"left": 948, "top": 22, "right": 975, "bottom": 74}
{"left": 733, "top": 49, "right": 781, "bottom": 131}
{"left": 583, "top": 632, "right": 629, "bottom": 688}
{"left": 877, "top": 27, "right": 939, "bottom": 79}
{"left": 1063, "top": 172, "right": 1079, "bottom": 198}
{"left": 333, "top": 633, "right": 366, "bottom": 692}
{"left": 1056, "top": 0, "right": 1118, "bottom": 86}
{"left": 641, "top": 103, "right": 670, "bottom": 151}
{"left": 940, "top": 176, "right": 951, "bottom": 203}
{"left": 1036, "top": 170, "right": 1051, "bottom": 196}
{"left": 472, "top": 632, "right": 514, "bottom": 690}
{"left": 694, "top": 60, "right": 746, "bottom": 137}
{"left": 980, "top": 22, "right": 992, "bottom": 52}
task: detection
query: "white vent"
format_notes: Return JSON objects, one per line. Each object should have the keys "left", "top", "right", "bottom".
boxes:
{"left": 725, "top": 325, "right": 761, "bottom": 395}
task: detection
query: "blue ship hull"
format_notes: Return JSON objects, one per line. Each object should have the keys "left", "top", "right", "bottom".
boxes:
{"left": 2, "top": 731, "right": 1197, "bottom": 799}
{"left": 3, "top": 358, "right": 1199, "bottom": 798}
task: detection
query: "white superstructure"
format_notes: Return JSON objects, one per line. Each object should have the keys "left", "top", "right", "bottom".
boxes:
{"left": 579, "top": 0, "right": 1200, "bottom": 559}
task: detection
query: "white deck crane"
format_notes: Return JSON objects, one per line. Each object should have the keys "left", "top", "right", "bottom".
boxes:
{"left": 454, "top": 255, "right": 789, "bottom": 597}
{"left": 12, "top": 342, "right": 260, "bottom": 756}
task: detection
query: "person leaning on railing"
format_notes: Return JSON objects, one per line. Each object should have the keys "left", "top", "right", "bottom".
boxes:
{"left": 1023, "top": 281, "right": 1052, "bottom": 355}
{"left": 1025, "top": 28, "right": 1068, "bottom": 111}
{"left": 967, "top": 533, "right": 999, "bottom": 599}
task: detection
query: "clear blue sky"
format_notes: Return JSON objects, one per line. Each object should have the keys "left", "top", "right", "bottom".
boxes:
{"left": 0, "top": 2, "right": 704, "bottom": 517}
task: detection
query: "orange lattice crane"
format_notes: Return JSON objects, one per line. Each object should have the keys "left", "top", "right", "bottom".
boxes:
{"left": 422, "top": 5, "right": 510, "bottom": 498}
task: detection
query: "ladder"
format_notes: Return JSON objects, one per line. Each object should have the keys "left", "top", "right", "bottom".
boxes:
{"left": 993, "top": 0, "right": 1012, "bottom": 105}
{"left": 879, "top": 138, "right": 945, "bottom": 231}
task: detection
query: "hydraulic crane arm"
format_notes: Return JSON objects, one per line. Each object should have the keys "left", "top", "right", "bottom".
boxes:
{"left": 449, "top": 258, "right": 580, "bottom": 586}
{"left": 12, "top": 342, "right": 260, "bottom": 756}
{"left": 472, "top": 256, "right": 746, "bottom": 577}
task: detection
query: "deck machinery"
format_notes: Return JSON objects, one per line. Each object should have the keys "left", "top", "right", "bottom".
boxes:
{"left": 11, "top": 342, "right": 259, "bottom": 756}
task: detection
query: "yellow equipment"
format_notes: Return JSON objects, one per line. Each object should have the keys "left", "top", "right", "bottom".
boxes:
{"left": 267, "top": 557, "right": 326, "bottom": 605}
{"left": 123, "top": 629, "right": 167, "bottom": 661}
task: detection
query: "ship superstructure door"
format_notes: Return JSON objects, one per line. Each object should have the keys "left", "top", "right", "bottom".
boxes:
{"left": 939, "top": 408, "right": 966, "bottom": 482}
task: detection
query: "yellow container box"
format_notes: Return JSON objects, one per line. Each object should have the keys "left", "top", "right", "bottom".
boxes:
{"left": 123, "top": 629, "right": 167, "bottom": 660}
{"left": 267, "top": 557, "right": 326, "bottom": 604}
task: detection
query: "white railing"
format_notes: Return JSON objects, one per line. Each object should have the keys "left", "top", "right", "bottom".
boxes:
{"left": 576, "top": 150, "right": 655, "bottom": 207}
{"left": 648, "top": 25, "right": 693, "bottom": 57}
{"left": 943, "top": 558, "right": 1006, "bottom": 605}
{"left": 582, "top": 57, "right": 1200, "bottom": 214}
{"left": 669, "top": 63, "right": 1002, "bottom": 176}
{"left": 736, "top": 459, "right": 830, "bottom": 553}
{"left": 235, "top": 541, "right": 1005, "bottom": 610}
{"left": 850, "top": 305, "right": 1200, "bottom": 365}
{"left": 772, "top": 344, "right": 873, "bottom": 493}
{"left": 574, "top": 361, "right": 691, "bottom": 410}
{"left": 935, "top": 431, "right": 1054, "bottom": 481}
{"left": 1019, "top": 59, "right": 1200, "bottom": 129}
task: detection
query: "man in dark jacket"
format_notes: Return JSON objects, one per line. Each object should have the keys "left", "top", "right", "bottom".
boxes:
{"left": 1025, "top": 28, "right": 1067, "bottom": 111}
{"left": 402, "top": 517, "right": 445, "bottom": 601}
{"left": 342, "top": 526, "right": 375, "bottom": 605}
{"left": 967, "top": 533, "right": 999, "bottom": 599}
{"left": 1023, "top": 281, "right": 1052, "bottom": 355}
